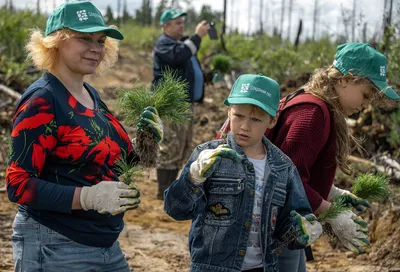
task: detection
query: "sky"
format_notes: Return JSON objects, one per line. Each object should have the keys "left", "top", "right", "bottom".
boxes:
{"left": 1, "top": 0, "right": 399, "bottom": 41}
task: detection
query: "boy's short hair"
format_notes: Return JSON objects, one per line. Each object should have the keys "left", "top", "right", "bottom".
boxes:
{"left": 224, "top": 74, "right": 280, "bottom": 117}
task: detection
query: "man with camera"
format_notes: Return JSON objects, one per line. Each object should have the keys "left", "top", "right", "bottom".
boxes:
{"left": 152, "top": 8, "right": 210, "bottom": 200}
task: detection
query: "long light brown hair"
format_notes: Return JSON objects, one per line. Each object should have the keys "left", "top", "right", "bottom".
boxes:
{"left": 303, "top": 66, "right": 394, "bottom": 175}
{"left": 25, "top": 28, "right": 119, "bottom": 75}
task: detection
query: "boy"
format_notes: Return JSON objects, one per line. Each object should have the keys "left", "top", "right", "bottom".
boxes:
{"left": 164, "top": 74, "right": 322, "bottom": 272}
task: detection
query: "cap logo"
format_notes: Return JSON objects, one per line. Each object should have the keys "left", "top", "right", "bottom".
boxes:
{"left": 77, "top": 10, "right": 88, "bottom": 21}
{"left": 250, "top": 85, "right": 271, "bottom": 98}
{"left": 380, "top": 66, "right": 385, "bottom": 77}
{"left": 240, "top": 83, "right": 250, "bottom": 93}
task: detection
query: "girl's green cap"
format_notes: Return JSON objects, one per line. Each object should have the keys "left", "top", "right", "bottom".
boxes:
{"left": 45, "top": 1, "right": 124, "bottom": 40}
{"left": 224, "top": 74, "right": 280, "bottom": 117}
{"left": 333, "top": 42, "right": 399, "bottom": 100}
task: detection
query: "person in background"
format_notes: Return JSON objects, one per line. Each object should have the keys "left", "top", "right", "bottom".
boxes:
{"left": 6, "top": 2, "right": 162, "bottom": 271}
{"left": 152, "top": 8, "right": 210, "bottom": 199}
{"left": 217, "top": 42, "right": 400, "bottom": 271}
{"left": 164, "top": 74, "right": 323, "bottom": 272}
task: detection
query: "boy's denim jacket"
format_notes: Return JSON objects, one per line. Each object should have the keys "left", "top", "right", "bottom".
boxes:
{"left": 164, "top": 133, "right": 312, "bottom": 272}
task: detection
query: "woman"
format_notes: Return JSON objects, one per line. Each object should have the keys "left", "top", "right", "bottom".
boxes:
{"left": 6, "top": 2, "right": 162, "bottom": 271}
{"left": 217, "top": 42, "right": 399, "bottom": 271}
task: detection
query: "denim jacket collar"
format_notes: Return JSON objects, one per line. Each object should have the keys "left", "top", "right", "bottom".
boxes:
{"left": 225, "top": 132, "right": 291, "bottom": 171}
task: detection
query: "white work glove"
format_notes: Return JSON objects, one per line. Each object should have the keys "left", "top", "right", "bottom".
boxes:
{"left": 189, "top": 144, "right": 241, "bottom": 184}
{"left": 328, "top": 185, "right": 370, "bottom": 212}
{"left": 80, "top": 181, "right": 140, "bottom": 215}
{"left": 291, "top": 211, "right": 323, "bottom": 246}
{"left": 325, "top": 210, "right": 370, "bottom": 254}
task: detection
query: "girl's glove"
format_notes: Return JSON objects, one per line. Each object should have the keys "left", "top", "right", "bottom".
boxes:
{"left": 328, "top": 185, "right": 370, "bottom": 212}
{"left": 137, "top": 106, "right": 163, "bottom": 143}
{"left": 189, "top": 144, "right": 241, "bottom": 184}
{"left": 80, "top": 181, "right": 140, "bottom": 215}
{"left": 291, "top": 211, "right": 323, "bottom": 246}
{"left": 325, "top": 210, "right": 370, "bottom": 254}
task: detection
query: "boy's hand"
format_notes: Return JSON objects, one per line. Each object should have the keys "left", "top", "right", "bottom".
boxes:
{"left": 325, "top": 210, "right": 370, "bottom": 254}
{"left": 80, "top": 181, "right": 140, "bottom": 215}
{"left": 328, "top": 185, "right": 370, "bottom": 212}
{"left": 291, "top": 211, "right": 323, "bottom": 246}
{"left": 189, "top": 144, "right": 241, "bottom": 183}
{"left": 137, "top": 106, "right": 163, "bottom": 143}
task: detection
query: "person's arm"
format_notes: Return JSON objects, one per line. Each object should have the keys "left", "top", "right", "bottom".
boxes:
{"left": 154, "top": 34, "right": 200, "bottom": 66}
{"left": 274, "top": 104, "right": 328, "bottom": 212}
{"left": 164, "top": 144, "right": 208, "bottom": 220}
{"left": 6, "top": 89, "right": 76, "bottom": 213}
{"left": 274, "top": 166, "right": 322, "bottom": 248}
{"left": 155, "top": 21, "right": 209, "bottom": 66}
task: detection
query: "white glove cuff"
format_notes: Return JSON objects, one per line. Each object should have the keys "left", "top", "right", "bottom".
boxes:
{"left": 80, "top": 186, "right": 93, "bottom": 211}
{"left": 328, "top": 185, "right": 343, "bottom": 202}
{"left": 190, "top": 161, "right": 206, "bottom": 184}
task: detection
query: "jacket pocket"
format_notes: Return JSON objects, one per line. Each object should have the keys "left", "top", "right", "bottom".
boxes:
{"left": 202, "top": 177, "right": 244, "bottom": 226}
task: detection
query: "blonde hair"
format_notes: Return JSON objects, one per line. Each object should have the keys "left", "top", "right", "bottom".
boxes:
{"left": 304, "top": 66, "right": 395, "bottom": 175}
{"left": 25, "top": 28, "right": 119, "bottom": 75}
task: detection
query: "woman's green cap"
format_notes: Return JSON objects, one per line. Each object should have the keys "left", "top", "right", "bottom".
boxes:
{"left": 333, "top": 42, "right": 399, "bottom": 100}
{"left": 45, "top": 1, "right": 124, "bottom": 40}
{"left": 224, "top": 74, "right": 280, "bottom": 117}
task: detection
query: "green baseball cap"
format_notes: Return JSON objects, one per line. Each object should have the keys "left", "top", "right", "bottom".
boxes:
{"left": 224, "top": 74, "right": 280, "bottom": 117}
{"left": 160, "top": 8, "right": 187, "bottom": 25}
{"left": 45, "top": 1, "right": 124, "bottom": 40}
{"left": 333, "top": 42, "right": 399, "bottom": 100}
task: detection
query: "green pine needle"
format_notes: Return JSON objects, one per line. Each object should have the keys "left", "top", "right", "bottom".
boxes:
{"left": 352, "top": 173, "right": 391, "bottom": 202}
{"left": 318, "top": 198, "right": 351, "bottom": 222}
{"left": 118, "top": 70, "right": 192, "bottom": 126}
{"left": 114, "top": 155, "right": 143, "bottom": 186}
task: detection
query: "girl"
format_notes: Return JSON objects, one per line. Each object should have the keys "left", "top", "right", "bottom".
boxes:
{"left": 217, "top": 42, "right": 399, "bottom": 271}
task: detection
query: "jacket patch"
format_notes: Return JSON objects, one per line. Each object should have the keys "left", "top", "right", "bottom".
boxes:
{"left": 208, "top": 203, "right": 230, "bottom": 216}
{"left": 271, "top": 206, "right": 278, "bottom": 230}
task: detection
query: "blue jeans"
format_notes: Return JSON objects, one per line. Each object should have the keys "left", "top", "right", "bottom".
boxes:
{"left": 278, "top": 248, "right": 306, "bottom": 272}
{"left": 11, "top": 211, "right": 130, "bottom": 272}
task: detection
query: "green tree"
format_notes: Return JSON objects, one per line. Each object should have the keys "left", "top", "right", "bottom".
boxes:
{"left": 121, "top": 1, "right": 132, "bottom": 23}
{"left": 105, "top": 5, "right": 115, "bottom": 25}
{"left": 154, "top": 0, "right": 168, "bottom": 26}
{"left": 135, "top": 0, "right": 152, "bottom": 26}
{"left": 198, "top": 5, "right": 221, "bottom": 23}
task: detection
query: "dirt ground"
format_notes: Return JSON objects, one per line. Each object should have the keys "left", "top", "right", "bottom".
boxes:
{"left": 0, "top": 46, "right": 399, "bottom": 272}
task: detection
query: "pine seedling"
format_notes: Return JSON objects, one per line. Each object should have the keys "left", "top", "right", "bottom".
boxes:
{"left": 211, "top": 54, "right": 231, "bottom": 74}
{"left": 351, "top": 173, "right": 390, "bottom": 202}
{"left": 317, "top": 197, "right": 351, "bottom": 223}
{"left": 118, "top": 70, "right": 192, "bottom": 167}
{"left": 114, "top": 153, "right": 143, "bottom": 186}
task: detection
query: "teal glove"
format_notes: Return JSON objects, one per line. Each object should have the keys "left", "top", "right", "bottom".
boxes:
{"left": 291, "top": 211, "right": 323, "bottom": 246}
{"left": 137, "top": 106, "right": 163, "bottom": 143}
{"left": 190, "top": 144, "right": 241, "bottom": 183}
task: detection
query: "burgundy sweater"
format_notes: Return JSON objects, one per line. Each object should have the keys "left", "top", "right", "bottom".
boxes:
{"left": 267, "top": 102, "right": 337, "bottom": 211}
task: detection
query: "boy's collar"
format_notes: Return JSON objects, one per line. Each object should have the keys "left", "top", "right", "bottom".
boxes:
{"left": 226, "top": 132, "right": 291, "bottom": 169}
